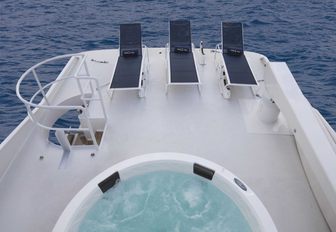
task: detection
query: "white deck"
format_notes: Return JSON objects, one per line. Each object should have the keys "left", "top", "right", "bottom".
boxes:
{"left": 0, "top": 48, "right": 331, "bottom": 232}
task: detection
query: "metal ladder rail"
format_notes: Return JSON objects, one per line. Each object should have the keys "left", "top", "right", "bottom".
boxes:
{"left": 16, "top": 54, "right": 108, "bottom": 150}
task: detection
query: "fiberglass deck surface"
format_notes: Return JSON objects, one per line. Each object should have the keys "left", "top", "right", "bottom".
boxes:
{"left": 0, "top": 48, "right": 330, "bottom": 232}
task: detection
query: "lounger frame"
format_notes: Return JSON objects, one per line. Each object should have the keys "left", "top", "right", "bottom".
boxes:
{"left": 165, "top": 20, "right": 201, "bottom": 94}
{"left": 215, "top": 22, "right": 258, "bottom": 97}
{"left": 109, "top": 24, "right": 149, "bottom": 98}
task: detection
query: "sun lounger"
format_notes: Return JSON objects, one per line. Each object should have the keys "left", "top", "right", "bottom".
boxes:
{"left": 216, "top": 22, "right": 258, "bottom": 97}
{"left": 166, "top": 20, "right": 200, "bottom": 93}
{"left": 109, "top": 23, "right": 148, "bottom": 97}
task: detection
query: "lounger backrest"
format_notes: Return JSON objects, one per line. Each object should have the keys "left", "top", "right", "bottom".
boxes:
{"left": 120, "top": 23, "right": 142, "bottom": 57}
{"left": 222, "top": 22, "right": 244, "bottom": 55}
{"left": 169, "top": 20, "right": 192, "bottom": 53}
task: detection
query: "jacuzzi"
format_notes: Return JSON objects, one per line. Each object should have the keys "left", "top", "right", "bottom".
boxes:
{"left": 53, "top": 153, "right": 277, "bottom": 232}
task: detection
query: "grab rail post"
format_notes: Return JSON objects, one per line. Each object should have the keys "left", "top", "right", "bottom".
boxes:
{"left": 32, "top": 69, "right": 50, "bottom": 105}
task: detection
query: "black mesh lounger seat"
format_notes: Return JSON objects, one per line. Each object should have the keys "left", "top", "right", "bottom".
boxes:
{"left": 166, "top": 20, "right": 200, "bottom": 92}
{"left": 170, "top": 52, "right": 198, "bottom": 83}
{"left": 111, "top": 56, "right": 142, "bottom": 88}
{"left": 221, "top": 22, "right": 257, "bottom": 86}
{"left": 109, "top": 23, "right": 147, "bottom": 96}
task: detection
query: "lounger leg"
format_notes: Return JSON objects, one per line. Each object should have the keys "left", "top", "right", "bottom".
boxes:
{"left": 219, "top": 79, "right": 224, "bottom": 95}
{"left": 197, "top": 84, "right": 202, "bottom": 95}
{"left": 138, "top": 74, "right": 146, "bottom": 98}
{"left": 165, "top": 84, "right": 169, "bottom": 95}
{"left": 222, "top": 85, "right": 231, "bottom": 99}
{"left": 139, "top": 88, "right": 145, "bottom": 98}
{"left": 107, "top": 88, "right": 112, "bottom": 98}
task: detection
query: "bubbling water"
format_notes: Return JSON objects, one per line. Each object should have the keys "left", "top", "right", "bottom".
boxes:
{"left": 79, "top": 171, "right": 252, "bottom": 232}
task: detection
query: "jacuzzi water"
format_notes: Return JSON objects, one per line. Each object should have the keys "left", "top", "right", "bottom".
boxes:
{"left": 78, "top": 171, "right": 252, "bottom": 232}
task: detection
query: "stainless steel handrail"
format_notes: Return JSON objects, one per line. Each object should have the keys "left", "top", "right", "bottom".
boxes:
{"left": 16, "top": 53, "right": 107, "bottom": 148}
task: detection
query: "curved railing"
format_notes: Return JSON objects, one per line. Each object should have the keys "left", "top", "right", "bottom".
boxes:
{"left": 16, "top": 53, "right": 107, "bottom": 147}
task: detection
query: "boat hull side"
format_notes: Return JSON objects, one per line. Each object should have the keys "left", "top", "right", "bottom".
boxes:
{"left": 265, "top": 62, "right": 336, "bottom": 231}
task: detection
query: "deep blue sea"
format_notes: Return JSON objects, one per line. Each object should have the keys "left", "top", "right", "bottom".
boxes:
{"left": 0, "top": 0, "right": 335, "bottom": 142}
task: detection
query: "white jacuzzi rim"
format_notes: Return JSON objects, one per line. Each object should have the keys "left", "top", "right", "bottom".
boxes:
{"left": 53, "top": 152, "right": 277, "bottom": 232}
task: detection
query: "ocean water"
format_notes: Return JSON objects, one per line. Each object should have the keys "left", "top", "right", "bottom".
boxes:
{"left": 78, "top": 171, "right": 252, "bottom": 232}
{"left": 0, "top": 0, "right": 335, "bottom": 142}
